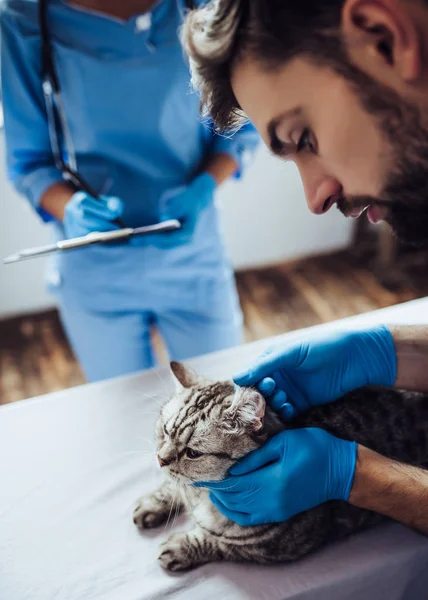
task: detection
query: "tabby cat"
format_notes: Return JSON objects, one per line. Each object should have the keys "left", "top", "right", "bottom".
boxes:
{"left": 133, "top": 361, "right": 428, "bottom": 571}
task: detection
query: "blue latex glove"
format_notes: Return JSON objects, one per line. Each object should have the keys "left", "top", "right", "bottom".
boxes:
{"left": 195, "top": 428, "right": 357, "bottom": 526}
{"left": 141, "top": 173, "right": 217, "bottom": 249}
{"left": 234, "top": 326, "right": 396, "bottom": 420}
{"left": 63, "top": 191, "right": 124, "bottom": 239}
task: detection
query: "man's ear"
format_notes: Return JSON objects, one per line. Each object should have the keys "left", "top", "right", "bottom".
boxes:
{"left": 341, "top": 0, "right": 422, "bottom": 83}
{"left": 170, "top": 361, "right": 201, "bottom": 389}
{"left": 223, "top": 387, "right": 266, "bottom": 434}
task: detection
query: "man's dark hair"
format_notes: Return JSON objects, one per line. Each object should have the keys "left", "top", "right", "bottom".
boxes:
{"left": 187, "top": 0, "right": 428, "bottom": 135}
{"left": 182, "top": 0, "right": 354, "bottom": 131}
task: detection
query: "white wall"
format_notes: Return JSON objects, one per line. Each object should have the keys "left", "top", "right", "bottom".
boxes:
{"left": 219, "top": 146, "right": 352, "bottom": 269}
{"left": 0, "top": 138, "right": 353, "bottom": 319}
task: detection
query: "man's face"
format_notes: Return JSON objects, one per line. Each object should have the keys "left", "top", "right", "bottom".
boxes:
{"left": 232, "top": 56, "right": 428, "bottom": 246}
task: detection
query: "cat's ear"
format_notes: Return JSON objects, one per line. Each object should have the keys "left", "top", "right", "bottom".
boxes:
{"left": 170, "top": 361, "right": 201, "bottom": 389}
{"left": 223, "top": 387, "right": 266, "bottom": 433}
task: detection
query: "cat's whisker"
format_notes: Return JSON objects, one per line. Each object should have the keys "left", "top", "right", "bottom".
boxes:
{"left": 115, "top": 440, "right": 155, "bottom": 454}
{"left": 139, "top": 387, "right": 168, "bottom": 397}
{"left": 159, "top": 481, "right": 176, "bottom": 506}
{"left": 121, "top": 441, "right": 155, "bottom": 452}
{"left": 171, "top": 483, "right": 183, "bottom": 530}
{"left": 181, "top": 485, "right": 190, "bottom": 506}
{"left": 193, "top": 488, "right": 203, "bottom": 499}
{"left": 198, "top": 482, "right": 240, "bottom": 492}
{"left": 141, "top": 392, "right": 169, "bottom": 404}
{"left": 116, "top": 449, "right": 154, "bottom": 458}
{"left": 170, "top": 485, "right": 182, "bottom": 530}
{"left": 135, "top": 398, "right": 163, "bottom": 407}
{"left": 184, "top": 483, "right": 193, "bottom": 499}
{"left": 184, "top": 529, "right": 193, "bottom": 563}
{"left": 133, "top": 410, "right": 162, "bottom": 419}
{"left": 150, "top": 367, "right": 172, "bottom": 400}
{"left": 119, "top": 441, "right": 152, "bottom": 450}
{"left": 138, "top": 437, "right": 155, "bottom": 448}
{"left": 163, "top": 481, "right": 180, "bottom": 533}
{"left": 163, "top": 495, "right": 175, "bottom": 533}
{"left": 137, "top": 392, "right": 167, "bottom": 407}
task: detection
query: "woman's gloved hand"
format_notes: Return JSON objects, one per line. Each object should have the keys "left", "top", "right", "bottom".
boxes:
{"left": 195, "top": 428, "right": 357, "bottom": 526}
{"left": 144, "top": 173, "right": 217, "bottom": 249}
{"left": 234, "top": 326, "right": 396, "bottom": 420}
{"left": 63, "top": 191, "right": 124, "bottom": 239}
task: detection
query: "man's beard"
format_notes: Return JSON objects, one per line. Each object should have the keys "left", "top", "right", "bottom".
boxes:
{"left": 337, "top": 158, "right": 428, "bottom": 247}
{"left": 334, "top": 66, "right": 428, "bottom": 247}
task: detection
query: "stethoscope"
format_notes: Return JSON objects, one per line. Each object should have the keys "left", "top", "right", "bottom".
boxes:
{"left": 37, "top": 0, "right": 195, "bottom": 202}
{"left": 38, "top": 0, "right": 101, "bottom": 199}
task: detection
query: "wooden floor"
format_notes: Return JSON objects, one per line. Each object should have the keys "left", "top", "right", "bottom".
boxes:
{"left": 1, "top": 249, "right": 427, "bottom": 405}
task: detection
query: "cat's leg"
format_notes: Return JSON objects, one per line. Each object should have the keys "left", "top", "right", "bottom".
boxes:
{"left": 133, "top": 479, "right": 184, "bottom": 530}
{"left": 158, "top": 526, "right": 223, "bottom": 571}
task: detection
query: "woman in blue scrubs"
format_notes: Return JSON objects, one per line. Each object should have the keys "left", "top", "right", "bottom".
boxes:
{"left": 0, "top": 0, "right": 259, "bottom": 381}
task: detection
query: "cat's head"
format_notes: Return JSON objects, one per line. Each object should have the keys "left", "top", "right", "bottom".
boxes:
{"left": 155, "top": 361, "right": 267, "bottom": 484}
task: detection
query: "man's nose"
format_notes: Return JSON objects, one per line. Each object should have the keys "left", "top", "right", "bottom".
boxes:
{"left": 301, "top": 171, "right": 343, "bottom": 215}
{"left": 158, "top": 454, "right": 172, "bottom": 467}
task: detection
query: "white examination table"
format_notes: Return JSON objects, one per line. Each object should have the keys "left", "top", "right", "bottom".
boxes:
{"left": 2, "top": 298, "right": 428, "bottom": 600}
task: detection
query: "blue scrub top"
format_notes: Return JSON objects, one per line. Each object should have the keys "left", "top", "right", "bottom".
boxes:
{"left": 1, "top": 0, "right": 258, "bottom": 226}
{"left": 0, "top": 0, "right": 259, "bottom": 314}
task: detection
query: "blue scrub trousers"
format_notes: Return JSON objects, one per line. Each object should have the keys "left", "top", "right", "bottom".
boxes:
{"left": 50, "top": 216, "right": 244, "bottom": 382}
{"left": 48, "top": 206, "right": 243, "bottom": 382}
{"left": 58, "top": 296, "right": 243, "bottom": 382}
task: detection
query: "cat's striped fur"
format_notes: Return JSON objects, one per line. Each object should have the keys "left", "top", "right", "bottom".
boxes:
{"left": 133, "top": 362, "right": 428, "bottom": 571}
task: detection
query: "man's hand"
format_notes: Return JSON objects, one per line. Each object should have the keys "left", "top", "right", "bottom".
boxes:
{"left": 141, "top": 173, "right": 216, "bottom": 249}
{"left": 234, "top": 326, "right": 397, "bottom": 420}
{"left": 194, "top": 428, "right": 357, "bottom": 526}
{"left": 63, "top": 191, "right": 124, "bottom": 238}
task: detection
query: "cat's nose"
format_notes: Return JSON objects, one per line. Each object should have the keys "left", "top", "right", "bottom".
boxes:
{"left": 157, "top": 455, "right": 170, "bottom": 467}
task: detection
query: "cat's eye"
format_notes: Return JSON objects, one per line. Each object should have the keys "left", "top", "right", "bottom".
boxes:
{"left": 186, "top": 447, "right": 203, "bottom": 459}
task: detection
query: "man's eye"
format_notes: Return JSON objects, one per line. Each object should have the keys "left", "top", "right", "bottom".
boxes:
{"left": 186, "top": 448, "right": 203, "bottom": 459}
{"left": 296, "top": 128, "right": 316, "bottom": 153}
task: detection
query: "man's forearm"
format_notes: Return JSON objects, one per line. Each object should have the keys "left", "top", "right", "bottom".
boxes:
{"left": 40, "top": 182, "right": 75, "bottom": 221}
{"left": 390, "top": 325, "right": 428, "bottom": 391}
{"left": 349, "top": 444, "right": 428, "bottom": 535}
{"left": 204, "top": 152, "right": 238, "bottom": 185}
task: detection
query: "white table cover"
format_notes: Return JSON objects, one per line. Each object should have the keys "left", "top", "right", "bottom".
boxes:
{"left": 2, "top": 298, "right": 428, "bottom": 600}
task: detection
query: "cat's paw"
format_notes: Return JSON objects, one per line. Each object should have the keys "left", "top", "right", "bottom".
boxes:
{"left": 158, "top": 533, "right": 199, "bottom": 571}
{"left": 133, "top": 497, "right": 168, "bottom": 529}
